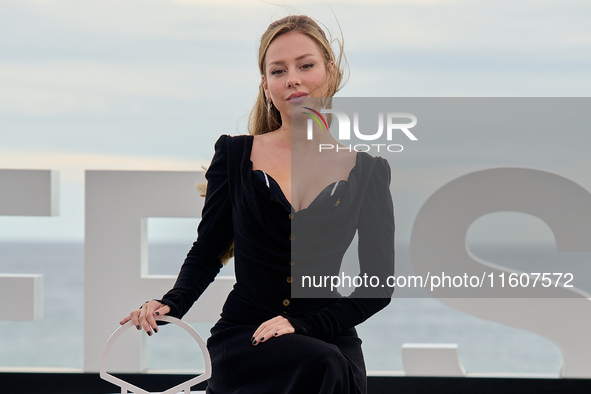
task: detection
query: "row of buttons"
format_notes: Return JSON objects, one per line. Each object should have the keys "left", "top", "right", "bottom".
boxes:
{"left": 288, "top": 208, "right": 294, "bottom": 312}
{"left": 284, "top": 252, "right": 293, "bottom": 305}
{"left": 285, "top": 209, "right": 294, "bottom": 308}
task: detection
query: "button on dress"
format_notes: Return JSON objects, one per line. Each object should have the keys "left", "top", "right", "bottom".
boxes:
{"left": 159, "top": 134, "right": 395, "bottom": 393}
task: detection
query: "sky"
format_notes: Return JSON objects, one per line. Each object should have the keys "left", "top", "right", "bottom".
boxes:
{"left": 1, "top": 0, "right": 590, "bottom": 243}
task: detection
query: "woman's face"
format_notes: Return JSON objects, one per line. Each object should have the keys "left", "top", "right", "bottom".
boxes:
{"left": 262, "top": 31, "right": 331, "bottom": 124}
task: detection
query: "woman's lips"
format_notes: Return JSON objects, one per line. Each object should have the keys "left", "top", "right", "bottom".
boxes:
{"left": 287, "top": 93, "right": 308, "bottom": 104}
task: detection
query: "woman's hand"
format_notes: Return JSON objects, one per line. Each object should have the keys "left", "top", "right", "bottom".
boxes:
{"left": 251, "top": 315, "right": 294, "bottom": 346}
{"left": 120, "top": 300, "right": 171, "bottom": 336}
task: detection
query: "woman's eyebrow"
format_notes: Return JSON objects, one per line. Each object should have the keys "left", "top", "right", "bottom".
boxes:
{"left": 268, "top": 53, "right": 315, "bottom": 67}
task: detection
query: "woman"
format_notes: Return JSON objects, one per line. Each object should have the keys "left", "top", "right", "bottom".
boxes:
{"left": 121, "top": 15, "right": 394, "bottom": 393}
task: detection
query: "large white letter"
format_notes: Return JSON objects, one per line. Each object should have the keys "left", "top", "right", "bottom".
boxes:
{"left": 0, "top": 169, "right": 58, "bottom": 320}
{"left": 411, "top": 168, "right": 591, "bottom": 377}
{"left": 85, "top": 170, "right": 235, "bottom": 373}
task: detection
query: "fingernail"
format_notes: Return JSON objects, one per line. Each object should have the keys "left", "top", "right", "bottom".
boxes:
{"left": 252, "top": 339, "right": 256, "bottom": 345}
{"left": 274, "top": 333, "right": 278, "bottom": 336}
{"left": 251, "top": 336, "right": 254, "bottom": 342}
{"left": 154, "top": 328, "right": 158, "bottom": 334}
{"left": 155, "top": 311, "right": 160, "bottom": 316}
{"left": 136, "top": 325, "right": 141, "bottom": 330}
{"left": 148, "top": 331, "right": 152, "bottom": 336}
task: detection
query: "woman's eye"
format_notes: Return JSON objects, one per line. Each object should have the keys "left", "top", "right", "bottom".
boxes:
{"left": 302, "top": 63, "right": 314, "bottom": 69}
{"left": 271, "top": 69, "right": 284, "bottom": 75}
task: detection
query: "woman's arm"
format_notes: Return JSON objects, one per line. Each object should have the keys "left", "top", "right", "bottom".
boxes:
{"left": 121, "top": 134, "right": 234, "bottom": 334}
{"left": 158, "top": 134, "right": 234, "bottom": 317}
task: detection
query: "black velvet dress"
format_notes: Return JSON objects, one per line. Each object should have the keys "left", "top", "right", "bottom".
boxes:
{"left": 159, "top": 134, "right": 395, "bottom": 393}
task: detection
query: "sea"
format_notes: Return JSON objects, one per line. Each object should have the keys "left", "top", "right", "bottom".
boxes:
{"left": 1, "top": 241, "right": 589, "bottom": 376}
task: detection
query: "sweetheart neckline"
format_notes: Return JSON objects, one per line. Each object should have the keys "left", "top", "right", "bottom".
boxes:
{"left": 252, "top": 169, "right": 347, "bottom": 213}
{"left": 246, "top": 135, "right": 360, "bottom": 214}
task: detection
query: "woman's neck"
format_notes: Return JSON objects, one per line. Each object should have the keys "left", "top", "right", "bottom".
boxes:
{"left": 275, "top": 119, "right": 338, "bottom": 157}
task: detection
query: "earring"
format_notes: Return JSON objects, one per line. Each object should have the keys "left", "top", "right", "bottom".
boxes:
{"left": 266, "top": 98, "right": 272, "bottom": 113}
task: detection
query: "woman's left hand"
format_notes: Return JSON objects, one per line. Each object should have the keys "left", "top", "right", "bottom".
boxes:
{"left": 251, "top": 315, "right": 294, "bottom": 346}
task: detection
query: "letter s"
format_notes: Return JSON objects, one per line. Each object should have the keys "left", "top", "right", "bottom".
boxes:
{"left": 410, "top": 168, "right": 591, "bottom": 377}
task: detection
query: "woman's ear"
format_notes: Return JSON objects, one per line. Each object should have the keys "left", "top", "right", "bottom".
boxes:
{"left": 326, "top": 60, "right": 335, "bottom": 75}
{"left": 261, "top": 75, "right": 269, "bottom": 99}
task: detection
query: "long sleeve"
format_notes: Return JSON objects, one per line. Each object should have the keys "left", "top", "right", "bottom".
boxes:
{"left": 159, "top": 134, "right": 234, "bottom": 319}
{"left": 286, "top": 157, "right": 395, "bottom": 340}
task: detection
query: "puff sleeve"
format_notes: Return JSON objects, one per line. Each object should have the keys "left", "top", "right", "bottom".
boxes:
{"left": 286, "top": 157, "right": 395, "bottom": 339}
{"left": 159, "top": 134, "right": 234, "bottom": 319}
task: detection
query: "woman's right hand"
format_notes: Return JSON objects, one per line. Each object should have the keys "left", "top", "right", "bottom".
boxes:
{"left": 120, "top": 300, "right": 171, "bottom": 336}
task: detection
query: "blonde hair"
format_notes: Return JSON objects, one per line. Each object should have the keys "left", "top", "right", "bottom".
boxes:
{"left": 248, "top": 15, "right": 347, "bottom": 136}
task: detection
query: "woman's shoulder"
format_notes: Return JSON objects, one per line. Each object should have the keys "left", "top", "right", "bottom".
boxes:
{"left": 207, "top": 134, "right": 253, "bottom": 180}
{"left": 355, "top": 151, "right": 391, "bottom": 186}
{"left": 357, "top": 151, "right": 390, "bottom": 171}
{"left": 212, "top": 134, "right": 253, "bottom": 153}
{"left": 214, "top": 133, "right": 252, "bottom": 145}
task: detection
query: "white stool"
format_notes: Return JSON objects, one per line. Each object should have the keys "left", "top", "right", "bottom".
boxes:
{"left": 100, "top": 316, "right": 211, "bottom": 394}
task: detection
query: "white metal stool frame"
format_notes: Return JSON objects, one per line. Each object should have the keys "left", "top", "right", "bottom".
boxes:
{"left": 100, "top": 316, "right": 212, "bottom": 394}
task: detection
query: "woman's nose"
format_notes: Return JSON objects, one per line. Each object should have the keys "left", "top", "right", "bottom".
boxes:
{"left": 286, "top": 71, "right": 301, "bottom": 88}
